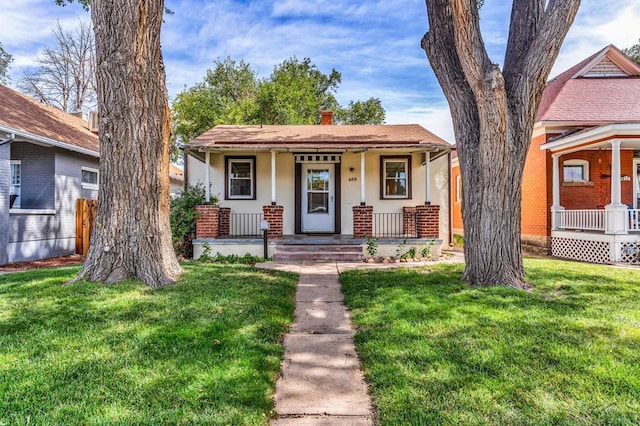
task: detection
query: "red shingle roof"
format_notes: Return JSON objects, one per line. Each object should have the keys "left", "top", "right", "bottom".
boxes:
{"left": 186, "top": 124, "right": 451, "bottom": 150}
{"left": 0, "top": 84, "right": 99, "bottom": 155}
{"left": 536, "top": 45, "right": 640, "bottom": 123}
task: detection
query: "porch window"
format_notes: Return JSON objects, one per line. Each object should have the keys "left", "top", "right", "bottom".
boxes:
{"left": 381, "top": 156, "right": 411, "bottom": 199}
{"left": 81, "top": 166, "right": 99, "bottom": 190}
{"left": 563, "top": 159, "right": 589, "bottom": 182}
{"left": 10, "top": 160, "right": 21, "bottom": 208}
{"left": 456, "top": 174, "right": 462, "bottom": 202}
{"left": 225, "top": 156, "right": 255, "bottom": 200}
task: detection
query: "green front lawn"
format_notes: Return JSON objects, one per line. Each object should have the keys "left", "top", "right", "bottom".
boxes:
{"left": 0, "top": 263, "right": 297, "bottom": 425}
{"left": 340, "top": 259, "right": 640, "bottom": 425}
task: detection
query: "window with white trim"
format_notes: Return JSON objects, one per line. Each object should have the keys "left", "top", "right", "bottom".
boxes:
{"left": 81, "top": 166, "right": 99, "bottom": 190}
{"left": 563, "top": 159, "right": 589, "bottom": 182}
{"left": 225, "top": 156, "right": 255, "bottom": 200}
{"left": 456, "top": 174, "right": 462, "bottom": 202}
{"left": 381, "top": 156, "right": 411, "bottom": 199}
{"left": 10, "top": 160, "right": 21, "bottom": 208}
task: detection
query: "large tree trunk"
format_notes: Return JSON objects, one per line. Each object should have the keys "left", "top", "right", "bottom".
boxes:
{"left": 422, "top": 0, "right": 580, "bottom": 288}
{"left": 76, "top": 0, "right": 182, "bottom": 287}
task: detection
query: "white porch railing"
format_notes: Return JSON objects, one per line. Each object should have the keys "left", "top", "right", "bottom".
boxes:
{"left": 628, "top": 210, "right": 640, "bottom": 231}
{"left": 557, "top": 209, "right": 606, "bottom": 231}
{"left": 557, "top": 209, "right": 640, "bottom": 232}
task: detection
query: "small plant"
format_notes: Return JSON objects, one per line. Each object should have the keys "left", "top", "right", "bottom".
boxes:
{"left": 404, "top": 247, "right": 417, "bottom": 259}
{"left": 421, "top": 241, "right": 434, "bottom": 258}
{"left": 209, "top": 253, "right": 265, "bottom": 265}
{"left": 199, "top": 241, "right": 212, "bottom": 260}
{"left": 395, "top": 239, "right": 408, "bottom": 259}
{"left": 453, "top": 234, "right": 464, "bottom": 247}
{"left": 365, "top": 234, "right": 379, "bottom": 257}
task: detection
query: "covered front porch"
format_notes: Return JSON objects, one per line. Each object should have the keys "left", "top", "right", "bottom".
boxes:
{"left": 183, "top": 122, "right": 454, "bottom": 260}
{"left": 542, "top": 123, "right": 640, "bottom": 264}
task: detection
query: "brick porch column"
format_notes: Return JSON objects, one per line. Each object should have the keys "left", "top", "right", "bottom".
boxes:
{"left": 219, "top": 207, "right": 230, "bottom": 236}
{"left": 263, "top": 205, "right": 283, "bottom": 238}
{"left": 353, "top": 205, "right": 373, "bottom": 238}
{"left": 195, "top": 205, "right": 219, "bottom": 238}
{"left": 403, "top": 206, "right": 417, "bottom": 237}
{"left": 416, "top": 204, "right": 440, "bottom": 238}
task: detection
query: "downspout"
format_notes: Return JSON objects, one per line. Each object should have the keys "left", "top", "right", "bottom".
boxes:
{"left": 447, "top": 151, "right": 452, "bottom": 247}
{"left": 182, "top": 148, "right": 189, "bottom": 191}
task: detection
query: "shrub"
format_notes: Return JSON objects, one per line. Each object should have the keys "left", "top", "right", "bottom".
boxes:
{"left": 170, "top": 184, "right": 216, "bottom": 258}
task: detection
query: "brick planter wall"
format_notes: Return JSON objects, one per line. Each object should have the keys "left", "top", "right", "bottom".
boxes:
{"left": 263, "top": 205, "right": 283, "bottom": 238}
{"left": 416, "top": 204, "right": 440, "bottom": 238}
{"left": 403, "top": 206, "right": 417, "bottom": 237}
{"left": 195, "top": 205, "right": 219, "bottom": 238}
{"left": 219, "top": 207, "right": 230, "bottom": 236}
{"left": 353, "top": 205, "right": 373, "bottom": 238}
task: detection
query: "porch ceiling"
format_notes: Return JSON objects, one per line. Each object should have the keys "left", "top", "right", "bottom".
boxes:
{"left": 540, "top": 122, "right": 640, "bottom": 154}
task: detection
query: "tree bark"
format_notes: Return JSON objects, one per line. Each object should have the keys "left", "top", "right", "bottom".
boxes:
{"left": 422, "top": 0, "right": 580, "bottom": 288}
{"left": 75, "top": 0, "right": 182, "bottom": 287}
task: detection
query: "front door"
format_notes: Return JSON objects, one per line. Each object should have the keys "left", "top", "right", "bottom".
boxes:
{"left": 301, "top": 164, "right": 335, "bottom": 232}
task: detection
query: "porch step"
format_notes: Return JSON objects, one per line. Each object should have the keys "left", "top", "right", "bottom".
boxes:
{"left": 273, "top": 243, "right": 363, "bottom": 262}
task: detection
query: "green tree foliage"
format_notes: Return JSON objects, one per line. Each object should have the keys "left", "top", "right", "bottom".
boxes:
{"left": 256, "top": 57, "right": 341, "bottom": 125}
{"left": 172, "top": 57, "right": 259, "bottom": 144}
{"left": 335, "top": 98, "right": 386, "bottom": 124}
{"left": 623, "top": 39, "right": 640, "bottom": 64}
{"left": 172, "top": 56, "right": 386, "bottom": 143}
{"left": 0, "top": 43, "right": 13, "bottom": 84}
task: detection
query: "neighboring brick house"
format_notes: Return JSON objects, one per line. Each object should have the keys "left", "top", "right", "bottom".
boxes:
{"left": 184, "top": 111, "right": 453, "bottom": 260}
{"left": 452, "top": 45, "right": 640, "bottom": 264}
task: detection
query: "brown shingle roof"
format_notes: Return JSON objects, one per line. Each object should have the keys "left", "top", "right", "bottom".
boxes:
{"left": 536, "top": 45, "right": 640, "bottom": 123}
{"left": 0, "top": 84, "right": 99, "bottom": 155}
{"left": 186, "top": 124, "right": 451, "bottom": 150}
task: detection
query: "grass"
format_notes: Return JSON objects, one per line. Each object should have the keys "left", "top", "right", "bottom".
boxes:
{"left": 0, "top": 263, "right": 297, "bottom": 425}
{"left": 340, "top": 258, "right": 640, "bottom": 425}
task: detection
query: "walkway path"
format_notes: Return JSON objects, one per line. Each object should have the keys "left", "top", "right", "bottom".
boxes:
{"left": 264, "top": 261, "right": 374, "bottom": 425}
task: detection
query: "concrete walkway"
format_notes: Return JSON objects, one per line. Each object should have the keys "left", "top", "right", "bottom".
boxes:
{"left": 261, "top": 261, "right": 374, "bottom": 425}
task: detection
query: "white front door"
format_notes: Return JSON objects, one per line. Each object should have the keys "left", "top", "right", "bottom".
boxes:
{"left": 302, "top": 163, "right": 335, "bottom": 232}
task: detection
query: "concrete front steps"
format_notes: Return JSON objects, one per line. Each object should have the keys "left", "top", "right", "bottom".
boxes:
{"left": 273, "top": 240, "right": 364, "bottom": 262}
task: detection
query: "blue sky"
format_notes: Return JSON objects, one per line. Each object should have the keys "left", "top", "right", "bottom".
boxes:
{"left": 1, "top": 0, "right": 638, "bottom": 143}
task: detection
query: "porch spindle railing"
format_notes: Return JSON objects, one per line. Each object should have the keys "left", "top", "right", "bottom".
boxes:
{"left": 628, "top": 209, "right": 640, "bottom": 231}
{"left": 558, "top": 209, "right": 605, "bottom": 231}
{"left": 229, "top": 212, "right": 263, "bottom": 237}
{"left": 373, "top": 212, "right": 417, "bottom": 238}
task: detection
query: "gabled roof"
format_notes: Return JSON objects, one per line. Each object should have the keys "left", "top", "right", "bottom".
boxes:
{"left": 185, "top": 124, "right": 452, "bottom": 151}
{"left": 0, "top": 84, "right": 99, "bottom": 156}
{"left": 536, "top": 45, "right": 640, "bottom": 124}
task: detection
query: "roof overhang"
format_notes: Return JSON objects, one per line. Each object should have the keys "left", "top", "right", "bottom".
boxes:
{"left": 540, "top": 122, "right": 640, "bottom": 154}
{"left": 0, "top": 124, "right": 100, "bottom": 158}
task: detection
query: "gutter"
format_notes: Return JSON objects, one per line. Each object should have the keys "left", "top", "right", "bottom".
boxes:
{"left": 0, "top": 124, "right": 99, "bottom": 158}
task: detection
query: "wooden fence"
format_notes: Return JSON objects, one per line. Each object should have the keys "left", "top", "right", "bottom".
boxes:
{"left": 76, "top": 198, "right": 98, "bottom": 256}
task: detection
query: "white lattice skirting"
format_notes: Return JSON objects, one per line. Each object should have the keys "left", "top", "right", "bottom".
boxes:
{"left": 620, "top": 242, "right": 640, "bottom": 264}
{"left": 551, "top": 237, "right": 611, "bottom": 264}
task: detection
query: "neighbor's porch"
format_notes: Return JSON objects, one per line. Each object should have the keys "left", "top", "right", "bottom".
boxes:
{"left": 542, "top": 123, "right": 640, "bottom": 264}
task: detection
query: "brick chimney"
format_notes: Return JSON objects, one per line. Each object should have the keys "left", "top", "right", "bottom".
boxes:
{"left": 321, "top": 110, "right": 333, "bottom": 125}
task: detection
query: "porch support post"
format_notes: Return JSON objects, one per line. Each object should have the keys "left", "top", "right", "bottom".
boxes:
{"left": 271, "top": 150, "right": 276, "bottom": 205}
{"left": 609, "top": 139, "right": 623, "bottom": 207}
{"left": 424, "top": 151, "right": 431, "bottom": 205}
{"left": 360, "top": 151, "right": 366, "bottom": 205}
{"left": 605, "top": 139, "right": 628, "bottom": 235}
{"left": 550, "top": 153, "right": 564, "bottom": 231}
{"left": 205, "top": 151, "right": 211, "bottom": 203}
